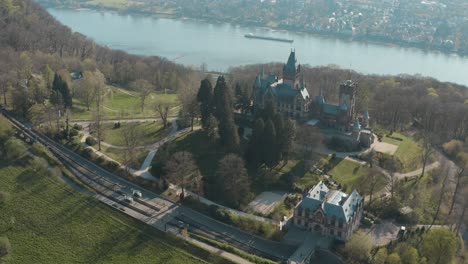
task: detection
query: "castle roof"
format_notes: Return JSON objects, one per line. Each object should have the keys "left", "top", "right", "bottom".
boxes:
{"left": 353, "top": 119, "right": 361, "bottom": 131}
{"left": 283, "top": 50, "right": 297, "bottom": 78}
{"left": 340, "top": 103, "right": 348, "bottom": 111}
{"left": 315, "top": 95, "right": 325, "bottom": 105}
{"left": 300, "top": 181, "right": 362, "bottom": 223}
{"left": 322, "top": 103, "right": 340, "bottom": 116}
{"left": 364, "top": 111, "right": 370, "bottom": 120}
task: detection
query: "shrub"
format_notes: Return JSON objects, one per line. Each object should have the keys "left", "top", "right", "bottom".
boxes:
{"left": 191, "top": 234, "right": 277, "bottom": 264}
{"left": 69, "top": 128, "right": 79, "bottom": 137}
{"left": 82, "top": 148, "right": 98, "bottom": 160}
{"left": 0, "top": 236, "right": 11, "bottom": 258}
{"left": 85, "top": 136, "right": 97, "bottom": 146}
{"left": 185, "top": 198, "right": 283, "bottom": 241}
{"left": 443, "top": 140, "right": 465, "bottom": 157}
{"left": 0, "top": 191, "right": 10, "bottom": 205}
{"left": 73, "top": 124, "right": 83, "bottom": 130}
{"left": 4, "top": 138, "right": 28, "bottom": 161}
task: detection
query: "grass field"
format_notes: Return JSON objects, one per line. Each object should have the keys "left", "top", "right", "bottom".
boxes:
{"left": 99, "top": 145, "right": 149, "bottom": 167}
{"left": 102, "top": 121, "right": 169, "bottom": 147}
{"left": 328, "top": 158, "right": 387, "bottom": 192}
{"left": 266, "top": 159, "right": 320, "bottom": 192}
{"left": 382, "top": 132, "right": 423, "bottom": 172}
{"left": 71, "top": 87, "right": 178, "bottom": 120}
{"left": 0, "top": 160, "right": 229, "bottom": 264}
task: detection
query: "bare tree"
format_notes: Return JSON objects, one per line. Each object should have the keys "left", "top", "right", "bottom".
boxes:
{"left": 0, "top": 72, "right": 13, "bottom": 106}
{"left": 92, "top": 71, "right": 106, "bottom": 151}
{"left": 359, "top": 168, "right": 382, "bottom": 205}
{"left": 420, "top": 131, "right": 436, "bottom": 179}
{"left": 154, "top": 99, "right": 170, "bottom": 129}
{"left": 122, "top": 122, "right": 143, "bottom": 170}
{"left": 164, "top": 151, "right": 200, "bottom": 199}
{"left": 454, "top": 187, "right": 468, "bottom": 234}
{"left": 74, "top": 71, "right": 95, "bottom": 110}
{"left": 131, "top": 79, "right": 153, "bottom": 114}
{"left": 179, "top": 85, "right": 199, "bottom": 131}
{"left": 428, "top": 168, "right": 450, "bottom": 231}
{"left": 217, "top": 154, "right": 251, "bottom": 207}
{"left": 449, "top": 167, "right": 465, "bottom": 216}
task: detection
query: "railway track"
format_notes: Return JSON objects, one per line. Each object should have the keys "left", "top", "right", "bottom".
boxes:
{"left": 1, "top": 108, "right": 295, "bottom": 262}
{"left": 1, "top": 110, "right": 165, "bottom": 218}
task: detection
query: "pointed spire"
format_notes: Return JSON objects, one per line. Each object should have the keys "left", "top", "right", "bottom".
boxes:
{"left": 261, "top": 64, "right": 265, "bottom": 79}
{"left": 364, "top": 110, "right": 370, "bottom": 120}
{"left": 301, "top": 74, "right": 305, "bottom": 90}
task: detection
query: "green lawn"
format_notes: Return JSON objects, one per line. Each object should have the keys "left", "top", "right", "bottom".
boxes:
{"left": 0, "top": 160, "right": 229, "bottom": 264}
{"left": 71, "top": 87, "right": 178, "bottom": 120}
{"left": 328, "top": 158, "right": 387, "bottom": 192}
{"left": 265, "top": 159, "right": 320, "bottom": 192}
{"left": 102, "top": 121, "right": 170, "bottom": 147}
{"left": 382, "top": 132, "right": 423, "bottom": 172}
{"left": 100, "top": 145, "right": 149, "bottom": 167}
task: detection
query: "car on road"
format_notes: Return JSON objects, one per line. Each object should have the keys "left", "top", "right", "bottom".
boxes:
{"left": 132, "top": 189, "right": 143, "bottom": 198}
{"left": 123, "top": 195, "right": 134, "bottom": 203}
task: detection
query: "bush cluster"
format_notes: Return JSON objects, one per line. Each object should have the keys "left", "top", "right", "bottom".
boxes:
{"left": 85, "top": 136, "right": 97, "bottom": 146}
{"left": 184, "top": 197, "right": 284, "bottom": 241}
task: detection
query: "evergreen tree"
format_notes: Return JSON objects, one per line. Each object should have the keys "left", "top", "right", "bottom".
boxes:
{"left": 273, "top": 114, "right": 285, "bottom": 160}
{"left": 51, "top": 73, "right": 72, "bottom": 108}
{"left": 234, "top": 82, "right": 251, "bottom": 114}
{"left": 213, "top": 76, "right": 239, "bottom": 153}
{"left": 206, "top": 114, "right": 219, "bottom": 143}
{"left": 246, "top": 118, "right": 265, "bottom": 169}
{"left": 263, "top": 119, "right": 278, "bottom": 167}
{"left": 197, "top": 78, "right": 213, "bottom": 129}
{"left": 281, "top": 118, "right": 296, "bottom": 162}
{"left": 259, "top": 99, "right": 276, "bottom": 121}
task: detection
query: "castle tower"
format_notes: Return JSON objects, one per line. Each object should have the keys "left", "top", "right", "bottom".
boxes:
{"left": 283, "top": 50, "right": 301, "bottom": 86}
{"left": 339, "top": 80, "right": 357, "bottom": 128}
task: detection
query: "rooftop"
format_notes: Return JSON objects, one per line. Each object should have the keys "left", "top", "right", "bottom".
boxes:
{"left": 300, "top": 181, "right": 362, "bottom": 223}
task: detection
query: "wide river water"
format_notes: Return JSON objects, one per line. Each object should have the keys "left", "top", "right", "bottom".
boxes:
{"left": 47, "top": 8, "right": 468, "bottom": 86}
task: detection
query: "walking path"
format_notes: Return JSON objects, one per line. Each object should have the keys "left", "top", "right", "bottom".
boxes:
{"left": 78, "top": 118, "right": 278, "bottom": 225}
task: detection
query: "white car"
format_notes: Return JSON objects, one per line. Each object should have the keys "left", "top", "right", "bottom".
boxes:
{"left": 123, "top": 195, "right": 134, "bottom": 203}
{"left": 132, "top": 190, "right": 143, "bottom": 198}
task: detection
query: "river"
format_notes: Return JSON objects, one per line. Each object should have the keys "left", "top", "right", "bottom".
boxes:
{"left": 47, "top": 8, "right": 468, "bottom": 86}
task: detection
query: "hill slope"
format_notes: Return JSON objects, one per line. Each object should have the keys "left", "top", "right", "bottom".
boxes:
{"left": 0, "top": 157, "right": 228, "bottom": 263}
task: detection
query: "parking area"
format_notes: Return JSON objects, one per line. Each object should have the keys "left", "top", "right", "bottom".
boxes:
{"left": 247, "top": 191, "right": 288, "bottom": 215}
{"left": 372, "top": 141, "right": 399, "bottom": 155}
{"left": 364, "top": 222, "right": 400, "bottom": 246}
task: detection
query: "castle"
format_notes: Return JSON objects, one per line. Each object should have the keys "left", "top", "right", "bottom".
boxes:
{"left": 253, "top": 51, "right": 374, "bottom": 147}
{"left": 253, "top": 50, "right": 312, "bottom": 119}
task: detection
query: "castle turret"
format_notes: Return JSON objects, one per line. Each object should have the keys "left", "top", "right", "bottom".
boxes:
{"left": 283, "top": 50, "right": 301, "bottom": 86}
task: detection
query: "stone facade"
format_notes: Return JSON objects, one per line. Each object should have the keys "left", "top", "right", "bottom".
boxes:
{"left": 253, "top": 51, "right": 312, "bottom": 119}
{"left": 293, "top": 182, "right": 363, "bottom": 241}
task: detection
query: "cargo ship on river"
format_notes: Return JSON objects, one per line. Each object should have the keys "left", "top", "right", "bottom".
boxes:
{"left": 244, "top": 33, "right": 293, "bottom": 43}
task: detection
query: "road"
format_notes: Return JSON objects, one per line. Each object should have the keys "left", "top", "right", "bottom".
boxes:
{"left": 1, "top": 109, "right": 296, "bottom": 262}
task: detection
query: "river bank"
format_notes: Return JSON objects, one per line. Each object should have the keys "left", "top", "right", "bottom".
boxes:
{"left": 44, "top": 7, "right": 468, "bottom": 86}
{"left": 39, "top": 3, "right": 467, "bottom": 58}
